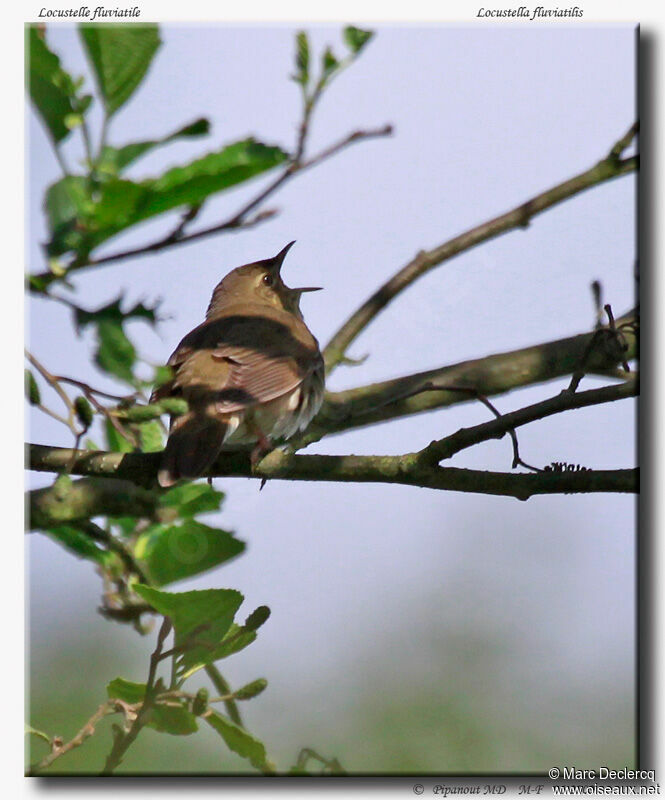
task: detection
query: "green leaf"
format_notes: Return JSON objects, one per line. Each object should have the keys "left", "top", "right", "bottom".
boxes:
{"left": 105, "top": 418, "right": 133, "bottom": 453}
{"left": 106, "top": 678, "right": 198, "bottom": 735}
{"left": 99, "top": 117, "right": 211, "bottom": 174}
{"left": 204, "top": 711, "right": 270, "bottom": 772}
{"left": 150, "top": 703, "right": 198, "bottom": 735}
{"left": 209, "top": 624, "right": 256, "bottom": 661}
{"left": 295, "top": 31, "right": 310, "bottom": 86}
{"left": 73, "top": 295, "right": 160, "bottom": 331}
{"left": 25, "top": 369, "right": 40, "bottom": 405}
{"left": 109, "top": 516, "right": 139, "bottom": 536}
{"left": 107, "top": 677, "right": 146, "bottom": 704}
{"left": 135, "top": 520, "right": 244, "bottom": 587}
{"left": 158, "top": 483, "right": 225, "bottom": 517}
{"left": 141, "top": 139, "right": 288, "bottom": 219}
{"left": 70, "top": 293, "right": 159, "bottom": 384}
{"left": 133, "top": 585, "right": 244, "bottom": 677}
{"left": 152, "top": 365, "right": 174, "bottom": 390}
{"left": 26, "top": 26, "right": 78, "bottom": 143}
{"left": 322, "top": 46, "right": 339, "bottom": 77}
{"left": 343, "top": 26, "right": 373, "bottom": 54}
{"left": 79, "top": 24, "right": 161, "bottom": 116}
{"left": 44, "top": 176, "right": 92, "bottom": 256}
{"left": 43, "top": 524, "right": 110, "bottom": 566}
{"left": 45, "top": 140, "right": 288, "bottom": 257}
{"left": 26, "top": 724, "right": 52, "bottom": 744}
{"left": 95, "top": 319, "right": 136, "bottom": 384}
{"left": 138, "top": 420, "right": 163, "bottom": 453}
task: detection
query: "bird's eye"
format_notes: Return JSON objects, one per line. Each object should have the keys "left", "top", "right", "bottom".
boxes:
{"left": 262, "top": 274, "right": 274, "bottom": 287}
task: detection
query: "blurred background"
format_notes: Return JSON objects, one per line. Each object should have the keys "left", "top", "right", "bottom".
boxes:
{"left": 26, "top": 24, "right": 637, "bottom": 773}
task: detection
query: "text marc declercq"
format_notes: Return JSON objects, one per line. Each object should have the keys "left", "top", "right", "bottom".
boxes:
{"left": 561, "top": 768, "right": 656, "bottom": 782}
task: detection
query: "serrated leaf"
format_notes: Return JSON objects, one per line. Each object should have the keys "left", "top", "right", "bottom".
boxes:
{"left": 95, "top": 319, "right": 136, "bottom": 383}
{"left": 158, "top": 483, "right": 225, "bottom": 517}
{"left": 45, "top": 140, "right": 288, "bottom": 257}
{"left": 79, "top": 24, "right": 161, "bottom": 116}
{"left": 133, "top": 585, "right": 244, "bottom": 677}
{"left": 43, "top": 524, "right": 111, "bottom": 566}
{"left": 25, "top": 369, "right": 40, "bottom": 405}
{"left": 143, "top": 139, "right": 288, "bottom": 216}
{"left": 343, "top": 26, "right": 373, "bottom": 54}
{"left": 26, "top": 26, "right": 78, "bottom": 143}
{"left": 136, "top": 520, "right": 244, "bottom": 587}
{"left": 204, "top": 711, "right": 270, "bottom": 772}
{"left": 99, "top": 117, "right": 211, "bottom": 174}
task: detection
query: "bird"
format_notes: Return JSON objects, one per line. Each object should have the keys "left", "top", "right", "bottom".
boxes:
{"left": 151, "top": 242, "right": 325, "bottom": 488}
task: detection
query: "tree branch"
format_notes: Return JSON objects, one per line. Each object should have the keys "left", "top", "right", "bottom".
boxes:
{"left": 27, "top": 477, "right": 157, "bottom": 529}
{"left": 31, "top": 701, "right": 123, "bottom": 773}
{"left": 304, "top": 310, "right": 637, "bottom": 444}
{"left": 421, "top": 379, "right": 637, "bottom": 466}
{"left": 323, "top": 123, "right": 639, "bottom": 373}
{"left": 102, "top": 617, "right": 172, "bottom": 774}
{"left": 26, "top": 443, "right": 637, "bottom": 501}
{"left": 29, "top": 125, "right": 393, "bottom": 292}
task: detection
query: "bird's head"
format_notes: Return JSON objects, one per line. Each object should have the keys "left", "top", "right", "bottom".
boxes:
{"left": 206, "top": 242, "right": 322, "bottom": 320}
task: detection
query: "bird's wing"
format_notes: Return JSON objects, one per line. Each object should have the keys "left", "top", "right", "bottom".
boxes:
{"left": 152, "top": 314, "right": 319, "bottom": 413}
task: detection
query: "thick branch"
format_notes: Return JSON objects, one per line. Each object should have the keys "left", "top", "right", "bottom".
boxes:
{"left": 323, "top": 123, "right": 639, "bottom": 373}
{"left": 26, "top": 443, "right": 637, "bottom": 500}
{"left": 28, "top": 477, "right": 157, "bottom": 529}
{"left": 305, "top": 310, "right": 637, "bottom": 444}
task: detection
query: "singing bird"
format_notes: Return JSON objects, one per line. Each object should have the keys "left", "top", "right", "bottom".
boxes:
{"left": 151, "top": 242, "right": 325, "bottom": 487}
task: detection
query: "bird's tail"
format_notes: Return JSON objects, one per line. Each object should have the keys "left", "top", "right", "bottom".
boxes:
{"left": 158, "top": 410, "right": 228, "bottom": 488}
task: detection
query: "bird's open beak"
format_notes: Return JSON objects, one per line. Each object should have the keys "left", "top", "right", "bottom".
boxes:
{"left": 272, "top": 241, "right": 296, "bottom": 273}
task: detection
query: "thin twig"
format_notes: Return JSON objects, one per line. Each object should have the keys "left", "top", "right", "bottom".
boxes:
{"left": 29, "top": 125, "right": 393, "bottom": 290}
{"left": 205, "top": 664, "right": 243, "bottom": 728}
{"left": 75, "top": 520, "right": 150, "bottom": 584}
{"left": 31, "top": 701, "right": 121, "bottom": 772}
{"left": 55, "top": 374, "right": 138, "bottom": 403}
{"left": 102, "top": 616, "right": 172, "bottom": 774}
{"left": 419, "top": 383, "right": 542, "bottom": 472}
{"left": 567, "top": 303, "right": 632, "bottom": 393}
{"left": 25, "top": 350, "right": 80, "bottom": 436}
{"left": 420, "top": 379, "right": 637, "bottom": 466}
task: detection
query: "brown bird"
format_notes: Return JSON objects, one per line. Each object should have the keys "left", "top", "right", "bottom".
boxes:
{"left": 151, "top": 242, "right": 325, "bottom": 487}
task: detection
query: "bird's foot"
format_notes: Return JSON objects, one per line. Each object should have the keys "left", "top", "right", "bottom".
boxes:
{"left": 249, "top": 432, "right": 273, "bottom": 472}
